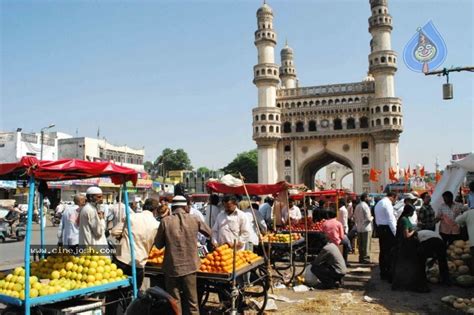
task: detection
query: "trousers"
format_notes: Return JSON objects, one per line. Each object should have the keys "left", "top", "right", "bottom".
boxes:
{"left": 165, "top": 273, "right": 199, "bottom": 315}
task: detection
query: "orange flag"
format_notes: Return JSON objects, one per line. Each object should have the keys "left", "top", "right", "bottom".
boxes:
{"left": 404, "top": 166, "right": 411, "bottom": 181}
{"left": 435, "top": 170, "right": 441, "bottom": 182}
{"left": 420, "top": 166, "right": 425, "bottom": 177}
{"left": 389, "top": 167, "right": 399, "bottom": 182}
{"left": 370, "top": 168, "right": 382, "bottom": 182}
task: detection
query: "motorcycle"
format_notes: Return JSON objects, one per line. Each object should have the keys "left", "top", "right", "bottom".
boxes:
{"left": 0, "top": 213, "right": 26, "bottom": 243}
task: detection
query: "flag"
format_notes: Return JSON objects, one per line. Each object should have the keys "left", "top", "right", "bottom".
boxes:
{"left": 413, "top": 168, "right": 417, "bottom": 177}
{"left": 389, "top": 167, "right": 399, "bottom": 182}
{"left": 420, "top": 166, "right": 425, "bottom": 177}
{"left": 435, "top": 170, "right": 442, "bottom": 182}
{"left": 370, "top": 168, "right": 382, "bottom": 182}
{"left": 404, "top": 166, "right": 411, "bottom": 181}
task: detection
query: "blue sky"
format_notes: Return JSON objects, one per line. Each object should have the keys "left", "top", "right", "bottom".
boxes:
{"left": 1, "top": 0, "right": 472, "bottom": 172}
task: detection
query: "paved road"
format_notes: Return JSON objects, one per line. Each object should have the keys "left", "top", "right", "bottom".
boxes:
{"left": 0, "top": 221, "right": 59, "bottom": 270}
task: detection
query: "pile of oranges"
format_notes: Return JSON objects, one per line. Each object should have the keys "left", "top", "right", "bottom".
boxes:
{"left": 199, "top": 244, "right": 261, "bottom": 274}
{"left": 147, "top": 247, "right": 165, "bottom": 265}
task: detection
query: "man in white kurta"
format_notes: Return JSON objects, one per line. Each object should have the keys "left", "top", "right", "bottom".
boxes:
{"left": 79, "top": 186, "right": 107, "bottom": 247}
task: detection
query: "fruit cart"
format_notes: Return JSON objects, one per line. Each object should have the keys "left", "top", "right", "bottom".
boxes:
{"left": 259, "top": 234, "right": 305, "bottom": 285}
{"left": 145, "top": 255, "right": 269, "bottom": 314}
{"left": 0, "top": 157, "right": 139, "bottom": 315}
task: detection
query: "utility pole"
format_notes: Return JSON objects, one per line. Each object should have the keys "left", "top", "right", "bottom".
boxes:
{"left": 424, "top": 66, "right": 474, "bottom": 100}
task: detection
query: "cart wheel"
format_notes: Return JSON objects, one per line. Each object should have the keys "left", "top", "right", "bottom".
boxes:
{"left": 239, "top": 264, "right": 269, "bottom": 315}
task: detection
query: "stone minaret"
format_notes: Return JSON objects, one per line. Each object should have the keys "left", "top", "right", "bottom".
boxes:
{"left": 368, "top": 0, "right": 403, "bottom": 190}
{"left": 252, "top": 3, "right": 281, "bottom": 184}
{"left": 279, "top": 41, "right": 297, "bottom": 89}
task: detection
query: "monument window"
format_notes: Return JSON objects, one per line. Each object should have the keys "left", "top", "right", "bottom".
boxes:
{"left": 284, "top": 145, "right": 291, "bottom": 152}
{"left": 269, "top": 126, "right": 274, "bottom": 132}
{"left": 393, "top": 118, "right": 397, "bottom": 125}
{"left": 331, "top": 172, "right": 336, "bottom": 180}
{"left": 284, "top": 159, "right": 291, "bottom": 167}
{"left": 347, "top": 118, "right": 356, "bottom": 129}
{"left": 333, "top": 118, "right": 343, "bottom": 130}
{"left": 269, "top": 114, "right": 274, "bottom": 120}
{"left": 363, "top": 173, "right": 370, "bottom": 182}
{"left": 376, "top": 106, "right": 381, "bottom": 113}
{"left": 376, "top": 119, "right": 381, "bottom": 126}
{"left": 383, "top": 105, "right": 389, "bottom": 112}
{"left": 276, "top": 126, "right": 280, "bottom": 132}
{"left": 384, "top": 118, "right": 390, "bottom": 125}
{"left": 362, "top": 157, "right": 370, "bottom": 165}
{"left": 296, "top": 121, "right": 304, "bottom": 132}
{"left": 308, "top": 120, "right": 317, "bottom": 131}
{"left": 341, "top": 98, "right": 346, "bottom": 104}
{"left": 255, "top": 127, "right": 258, "bottom": 133}
{"left": 261, "top": 114, "right": 266, "bottom": 120}
{"left": 360, "top": 117, "right": 369, "bottom": 128}
{"left": 261, "top": 126, "right": 266, "bottom": 132}
{"left": 285, "top": 175, "right": 291, "bottom": 183}
{"left": 391, "top": 105, "right": 397, "bottom": 112}
{"left": 361, "top": 141, "right": 369, "bottom": 150}
{"left": 276, "top": 115, "right": 279, "bottom": 121}
{"left": 255, "top": 115, "right": 258, "bottom": 121}
{"left": 283, "top": 122, "right": 292, "bottom": 133}
{"left": 355, "top": 97, "right": 360, "bottom": 102}
{"left": 316, "top": 101, "right": 320, "bottom": 105}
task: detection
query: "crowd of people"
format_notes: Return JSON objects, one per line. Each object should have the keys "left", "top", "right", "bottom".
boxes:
{"left": 39, "top": 180, "right": 474, "bottom": 313}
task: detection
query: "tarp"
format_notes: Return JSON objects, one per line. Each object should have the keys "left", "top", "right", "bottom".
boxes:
{"left": 0, "top": 157, "right": 138, "bottom": 185}
{"left": 206, "top": 181, "right": 288, "bottom": 195}
{"left": 432, "top": 153, "right": 474, "bottom": 213}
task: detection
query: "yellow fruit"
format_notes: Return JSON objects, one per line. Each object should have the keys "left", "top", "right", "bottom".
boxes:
{"left": 91, "top": 256, "right": 99, "bottom": 262}
{"left": 110, "top": 264, "right": 117, "bottom": 271}
{"left": 103, "top": 273, "right": 110, "bottom": 280}
{"left": 30, "top": 288, "right": 39, "bottom": 298}
{"left": 76, "top": 274, "right": 83, "bottom": 281}
{"left": 39, "top": 287, "right": 49, "bottom": 296}
{"left": 13, "top": 267, "right": 23, "bottom": 276}
{"left": 48, "top": 287, "right": 56, "bottom": 295}
{"left": 86, "top": 275, "right": 95, "bottom": 283}
{"left": 65, "top": 262, "right": 74, "bottom": 270}
{"left": 116, "top": 269, "right": 123, "bottom": 277}
{"left": 59, "top": 269, "right": 67, "bottom": 277}
{"left": 51, "top": 271, "right": 60, "bottom": 280}
{"left": 110, "top": 271, "right": 117, "bottom": 278}
{"left": 5, "top": 274, "right": 13, "bottom": 281}
{"left": 88, "top": 268, "right": 96, "bottom": 276}
{"left": 89, "top": 261, "right": 98, "bottom": 269}
{"left": 11, "top": 275, "right": 18, "bottom": 283}
{"left": 33, "top": 283, "right": 42, "bottom": 290}
{"left": 97, "top": 266, "right": 104, "bottom": 274}
{"left": 17, "top": 276, "right": 25, "bottom": 285}
{"left": 95, "top": 273, "right": 103, "bottom": 281}
{"left": 77, "top": 266, "right": 83, "bottom": 274}
{"left": 71, "top": 264, "right": 78, "bottom": 272}
{"left": 104, "top": 265, "right": 111, "bottom": 273}
{"left": 13, "top": 283, "right": 22, "bottom": 292}
{"left": 83, "top": 260, "right": 91, "bottom": 267}
{"left": 30, "top": 276, "right": 38, "bottom": 284}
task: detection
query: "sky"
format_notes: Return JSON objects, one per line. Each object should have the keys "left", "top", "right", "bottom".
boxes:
{"left": 1, "top": 0, "right": 473, "bottom": 172}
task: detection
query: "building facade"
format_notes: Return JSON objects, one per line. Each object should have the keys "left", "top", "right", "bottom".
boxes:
{"left": 58, "top": 137, "right": 145, "bottom": 171}
{"left": 0, "top": 131, "right": 71, "bottom": 163}
{"left": 252, "top": 0, "right": 403, "bottom": 193}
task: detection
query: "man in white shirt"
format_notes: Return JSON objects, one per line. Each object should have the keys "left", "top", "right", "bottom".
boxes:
{"left": 337, "top": 200, "right": 349, "bottom": 234}
{"left": 57, "top": 194, "right": 86, "bottom": 248}
{"left": 374, "top": 191, "right": 397, "bottom": 281}
{"left": 78, "top": 186, "right": 107, "bottom": 247}
{"left": 212, "top": 195, "right": 250, "bottom": 251}
{"left": 281, "top": 199, "right": 302, "bottom": 225}
{"left": 353, "top": 193, "right": 373, "bottom": 263}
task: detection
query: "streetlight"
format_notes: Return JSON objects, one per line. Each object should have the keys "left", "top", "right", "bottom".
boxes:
{"left": 424, "top": 66, "right": 474, "bottom": 100}
{"left": 40, "top": 124, "right": 55, "bottom": 160}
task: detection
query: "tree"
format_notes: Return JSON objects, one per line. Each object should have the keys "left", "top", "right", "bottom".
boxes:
{"left": 147, "top": 148, "right": 193, "bottom": 178}
{"left": 197, "top": 166, "right": 211, "bottom": 173}
{"left": 221, "top": 149, "right": 258, "bottom": 183}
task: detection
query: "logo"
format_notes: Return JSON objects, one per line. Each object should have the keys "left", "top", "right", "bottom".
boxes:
{"left": 403, "top": 21, "right": 447, "bottom": 73}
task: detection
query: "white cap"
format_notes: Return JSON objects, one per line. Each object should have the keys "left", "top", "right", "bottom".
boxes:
{"left": 86, "top": 186, "right": 103, "bottom": 195}
{"left": 172, "top": 195, "right": 188, "bottom": 207}
{"left": 404, "top": 193, "right": 417, "bottom": 200}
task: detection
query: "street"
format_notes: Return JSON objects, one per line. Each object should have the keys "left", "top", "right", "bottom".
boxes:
{"left": 0, "top": 221, "right": 58, "bottom": 271}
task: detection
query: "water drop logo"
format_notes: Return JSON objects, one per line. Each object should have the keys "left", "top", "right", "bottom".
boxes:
{"left": 403, "top": 21, "right": 447, "bottom": 73}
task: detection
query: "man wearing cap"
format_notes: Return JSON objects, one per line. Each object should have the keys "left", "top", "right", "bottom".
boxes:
{"left": 155, "top": 195, "right": 212, "bottom": 315}
{"left": 79, "top": 186, "right": 107, "bottom": 247}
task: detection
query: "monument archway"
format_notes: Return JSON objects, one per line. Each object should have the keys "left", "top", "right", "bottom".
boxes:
{"left": 300, "top": 150, "right": 354, "bottom": 190}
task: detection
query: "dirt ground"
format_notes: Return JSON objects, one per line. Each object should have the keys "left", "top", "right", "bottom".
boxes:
{"left": 259, "top": 240, "right": 473, "bottom": 314}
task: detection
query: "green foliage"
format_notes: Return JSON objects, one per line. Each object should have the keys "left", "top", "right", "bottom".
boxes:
{"left": 221, "top": 149, "right": 258, "bottom": 183}
{"left": 147, "top": 148, "right": 193, "bottom": 177}
{"left": 197, "top": 166, "right": 211, "bottom": 173}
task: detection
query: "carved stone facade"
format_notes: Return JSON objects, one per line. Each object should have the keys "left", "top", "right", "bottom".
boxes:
{"left": 252, "top": 0, "right": 402, "bottom": 193}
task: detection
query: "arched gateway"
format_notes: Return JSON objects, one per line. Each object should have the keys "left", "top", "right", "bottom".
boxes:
{"left": 252, "top": 0, "right": 403, "bottom": 193}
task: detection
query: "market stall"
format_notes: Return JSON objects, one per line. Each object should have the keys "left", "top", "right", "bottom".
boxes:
{"left": 0, "top": 157, "right": 139, "bottom": 315}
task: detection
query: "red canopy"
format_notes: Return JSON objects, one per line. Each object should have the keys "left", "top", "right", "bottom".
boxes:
{"left": 290, "top": 189, "right": 356, "bottom": 200}
{"left": 206, "top": 181, "right": 288, "bottom": 195}
{"left": 0, "top": 157, "right": 138, "bottom": 185}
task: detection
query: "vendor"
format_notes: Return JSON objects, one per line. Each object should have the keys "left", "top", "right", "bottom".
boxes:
{"left": 455, "top": 207, "right": 474, "bottom": 275}
{"left": 281, "top": 199, "right": 302, "bottom": 225}
{"left": 418, "top": 230, "right": 450, "bottom": 284}
{"left": 155, "top": 195, "right": 212, "bottom": 315}
{"left": 305, "top": 233, "right": 346, "bottom": 289}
